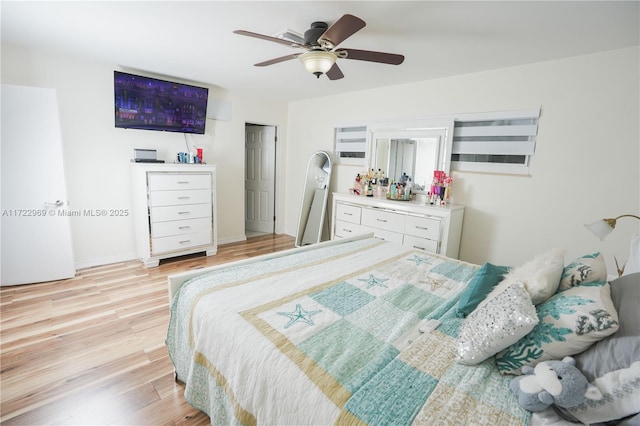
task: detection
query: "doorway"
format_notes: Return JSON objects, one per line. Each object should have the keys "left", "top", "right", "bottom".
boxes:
{"left": 244, "top": 123, "right": 277, "bottom": 237}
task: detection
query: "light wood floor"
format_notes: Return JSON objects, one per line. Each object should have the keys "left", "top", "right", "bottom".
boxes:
{"left": 0, "top": 233, "right": 296, "bottom": 425}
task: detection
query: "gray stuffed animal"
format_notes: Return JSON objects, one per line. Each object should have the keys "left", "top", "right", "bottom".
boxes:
{"left": 510, "top": 356, "right": 602, "bottom": 412}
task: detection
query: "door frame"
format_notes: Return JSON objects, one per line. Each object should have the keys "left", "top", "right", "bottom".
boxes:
{"left": 244, "top": 122, "right": 278, "bottom": 236}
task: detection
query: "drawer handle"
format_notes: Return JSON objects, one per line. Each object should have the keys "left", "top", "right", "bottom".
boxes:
{"left": 343, "top": 212, "right": 353, "bottom": 216}
{"left": 413, "top": 245, "right": 426, "bottom": 250}
{"left": 177, "top": 181, "right": 190, "bottom": 184}
{"left": 178, "top": 226, "right": 191, "bottom": 230}
{"left": 177, "top": 196, "right": 190, "bottom": 200}
{"left": 178, "top": 240, "right": 191, "bottom": 244}
{"left": 178, "top": 211, "right": 190, "bottom": 215}
{"left": 415, "top": 226, "right": 429, "bottom": 230}
{"left": 342, "top": 228, "right": 352, "bottom": 233}
{"left": 376, "top": 218, "right": 388, "bottom": 223}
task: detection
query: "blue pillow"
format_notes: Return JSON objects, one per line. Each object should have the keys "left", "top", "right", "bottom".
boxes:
{"left": 455, "top": 262, "right": 510, "bottom": 318}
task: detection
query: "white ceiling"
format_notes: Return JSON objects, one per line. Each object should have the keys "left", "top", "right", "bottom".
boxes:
{"left": 2, "top": 1, "right": 639, "bottom": 102}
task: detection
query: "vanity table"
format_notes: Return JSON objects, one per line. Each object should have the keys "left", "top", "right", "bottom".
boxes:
{"left": 331, "top": 193, "right": 464, "bottom": 259}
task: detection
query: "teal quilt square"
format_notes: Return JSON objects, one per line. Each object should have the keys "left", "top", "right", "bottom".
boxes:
{"left": 431, "top": 261, "right": 477, "bottom": 282}
{"left": 298, "top": 319, "right": 399, "bottom": 392}
{"left": 346, "top": 298, "right": 419, "bottom": 343}
{"left": 344, "top": 358, "right": 438, "bottom": 426}
{"left": 383, "top": 283, "right": 446, "bottom": 319}
{"left": 311, "top": 282, "right": 376, "bottom": 316}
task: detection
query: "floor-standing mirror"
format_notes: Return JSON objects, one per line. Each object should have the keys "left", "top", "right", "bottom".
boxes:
{"left": 295, "top": 151, "right": 332, "bottom": 247}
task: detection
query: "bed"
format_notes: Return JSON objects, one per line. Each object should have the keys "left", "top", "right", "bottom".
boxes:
{"left": 166, "top": 234, "right": 639, "bottom": 426}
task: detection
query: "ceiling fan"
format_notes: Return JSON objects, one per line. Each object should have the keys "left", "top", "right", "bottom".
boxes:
{"left": 233, "top": 14, "right": 404, "bottom": 80}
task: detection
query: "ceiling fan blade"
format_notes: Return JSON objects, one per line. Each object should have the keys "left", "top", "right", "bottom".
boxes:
{"left": 339, "top": 48, "right": 404, "bottom": 65}
{"left": 325, "top": 63, "right": 344, "bottom": 80}
{"left": 234, "top": 30, "right": 305, "bottom": 48}
{"left": 254, "top": 54, "right": 301, "bottom": 67}
{"left": 318, "top": 14, "right": 365, "bottom": 48}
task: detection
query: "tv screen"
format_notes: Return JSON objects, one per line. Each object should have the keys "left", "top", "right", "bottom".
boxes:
{"left": 114, "top": 71, "right": 208, "bottom": 134}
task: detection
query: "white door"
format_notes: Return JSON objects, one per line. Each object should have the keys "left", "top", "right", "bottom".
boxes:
{"left": 1, "top": 84, "right": 75, "bottom": 286}
{"left": 245, "top": 125, "right": 276, "bottom": 234}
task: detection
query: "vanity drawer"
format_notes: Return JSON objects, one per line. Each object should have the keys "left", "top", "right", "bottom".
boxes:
{"left": 151, "top": 217, "right": 212, "bottom": 238}
{"left": 404, "top": 215, "right": 441, "bottom": 240}
{"left": 150, "top": 203, "right": 211, "bottom": 223}
{"left": 148, "top": 173, "right": 211, "bottom": 191}
{"left": 151, "top": 231, "right": 212, "bottom": 255}
{"left": 335, "top": 202, "right": 361, "bottom": 224}
{"left": 403, "top": 234, "right": 439, "bottom": 253}
{"left": 334, "top": 220, "right": 362, "bottom": 239}
{"left": 360, "top": 225, "right": 404, "bottom": 244}
{"left": 361, "top": 208, "right": 405, "bottom": 233}
{"left": 149, "top": 189, "right": 211, "bottom": 207}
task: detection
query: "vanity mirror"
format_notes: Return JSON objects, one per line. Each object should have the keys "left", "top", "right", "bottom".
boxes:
{"left": 368, "top": 120, "right": 454, "bottom": 193}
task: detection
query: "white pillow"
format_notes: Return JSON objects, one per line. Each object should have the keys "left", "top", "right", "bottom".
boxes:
{"left": 480, "top": 249, "right": 565, "bottom": 307}
{"left": 562, "top": 362, "right": 640, "bottom": 424}
{"left": 623, "top": 233, "right": 640, "bottom": 275}
{"left": 456, "top": 281, "right": 539, "bottom": 365}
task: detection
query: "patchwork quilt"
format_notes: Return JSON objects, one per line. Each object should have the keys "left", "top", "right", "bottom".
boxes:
{"left": 166, "top": 237, "right": 531, "bottom": 425}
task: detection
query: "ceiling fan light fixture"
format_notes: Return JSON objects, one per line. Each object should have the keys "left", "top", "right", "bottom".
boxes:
{"left": 299, "top": 51, "right": 337, "bottom": 78}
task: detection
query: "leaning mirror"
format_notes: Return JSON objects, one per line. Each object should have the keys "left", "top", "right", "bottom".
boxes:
{"left": 295, "top": 151, "right": 332, "bottom": 247}
{"left": 368, "top": 120, "right": 454, "bottom": 193}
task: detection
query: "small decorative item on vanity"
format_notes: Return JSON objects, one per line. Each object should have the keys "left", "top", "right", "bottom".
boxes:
{"left": 428, "top": 170, "right": 452, "bottom": 206}
{"left": 350, "top": 169, "right": 388, "bottom": 198}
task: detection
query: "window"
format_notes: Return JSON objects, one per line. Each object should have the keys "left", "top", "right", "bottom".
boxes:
{"left": 451, "top": 108, "right": 541, "bottom": 175}
{"left": 334, "top": 125, "right": 367, "bottom": 165}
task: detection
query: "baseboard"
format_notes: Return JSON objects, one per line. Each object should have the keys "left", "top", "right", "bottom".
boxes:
{"left": 73, "top": 234, "right": 281, "bottom": 270}
{"left": 74, "top": 252, "right": 138, "bottom": 270}
{"left": 217, "top": 235, "right": 247, "bottom": 245}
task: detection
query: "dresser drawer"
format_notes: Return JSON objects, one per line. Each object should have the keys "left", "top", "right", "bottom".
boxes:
{"left": 335, "top": 202, "right": 361, "bottom": 224}
{"left": 149, "top": 189, "right": 211, "bottom": 207}
{"left": 148, "top": 173, "right": 211, "bottom": 191}
{"left": 404, "top": 215, "right": 441, "bottom": 240}
{"left": 151, "top": 217, "right": 212, "bottom": 238}
{"left": 150, "top": 203, "right": 211, "bottom": 223}
{"left": 403, "top": 234, "right": 439, "bottom": 253}
{"left": 361, "top": 208, "right": 405, "bottom": 233}
{"left": 334, "top": 220, "right": 362, "bottom": 239}
{"left": 151, "top": 231, "right": 212, "bottom": 255}
{"left": 360, "top": 225, "right": 404, "bottom": 244}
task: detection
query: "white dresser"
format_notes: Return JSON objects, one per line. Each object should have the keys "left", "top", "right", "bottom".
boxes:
{"left": 331, "top": 193, "right": 464, "bottom": 258}
{"left": 131, "top": 163, "right": 217, "bottom": 267}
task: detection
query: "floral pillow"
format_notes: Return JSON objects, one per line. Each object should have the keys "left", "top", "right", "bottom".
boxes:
{"left": 557, "top": 273, "right": 640, "bottom": 424}
{"left": 558, "top": 252, "right": 607, "bottom": 291}
{"left": 496, "top": 281, "right": 619, "bottom": 375}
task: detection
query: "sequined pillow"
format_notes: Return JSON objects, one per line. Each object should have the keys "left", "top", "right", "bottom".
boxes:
{"left": 496, "top": 281, "right": 619, "bottom": 375}
{"left": 558, "top": 252, "right": 607, "bottom": 291}
{"left": 456, "top": 281, "right": 539, "bottom": 365}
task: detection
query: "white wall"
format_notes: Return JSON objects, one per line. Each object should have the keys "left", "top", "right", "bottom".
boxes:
{"left": 285, "top": 47, "right": 640, "bottom": 274}
{"left": 1, "top": 44, "right": 289, "bottom": 269}
{"left": 3, "top": 43, "right": 638, "bottom": 275}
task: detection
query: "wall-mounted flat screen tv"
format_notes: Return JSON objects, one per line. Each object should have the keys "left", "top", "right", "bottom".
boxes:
{"left": 114, "top": 71, "right": 208, "bottom": 134}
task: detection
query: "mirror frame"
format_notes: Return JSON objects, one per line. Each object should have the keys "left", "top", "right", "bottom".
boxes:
{"left": 367, "top": 119, "right": 454, "bottom": 192}
{"left": 295, "top": 150, "right": 332, "bottom": 247}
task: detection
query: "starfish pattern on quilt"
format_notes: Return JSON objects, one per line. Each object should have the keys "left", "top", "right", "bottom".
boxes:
{"left": 277, "top": 303, "right": 322, "bottom": 329}
{"left": 406, "top": 254, "right": 433, "bottom": 266}
{"left": 357, "top": 274, "right": 390, "bottom": 289}
{"left": 420, "top": 277, "right": 449, "bottom": 291}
